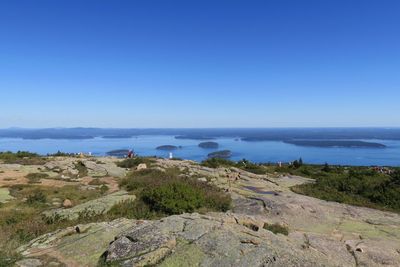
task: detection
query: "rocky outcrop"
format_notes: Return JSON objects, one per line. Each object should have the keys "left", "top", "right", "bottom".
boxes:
{"left": 13, "top": 157, "right": 400, "bottom": 266}
{"left": 43, "top": 191, "right": 135, "bottom": 220}
{"left": 18, "top": 218, "right": 139, "bottom": 267}
{"left": 101, "top": 212, "right": 363, "bottom": 267}
{"left": 43, "top": 157, "right": 127, "bottom": 178}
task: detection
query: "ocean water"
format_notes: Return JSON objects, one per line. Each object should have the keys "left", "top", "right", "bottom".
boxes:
{"left": 0, "top": 135, "right": 400, "bottom": 166}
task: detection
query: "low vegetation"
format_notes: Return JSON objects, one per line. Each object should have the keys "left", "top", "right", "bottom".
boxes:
{"left": 292, "top": 166, "right": 400, "bottom": 212}
{"left": 0, "top": 184, "right": 108, "bottom": 262}
{"left": 118, "top": 168, "right": 231, "bottom": 219}
{"left": 263, "top": 223, "right": 289, "bottom": 236}
{"left": 25, "top": 172, "right": 49, "bottom": 183}
{"left": 74, "top": 161, "right": 88, "bottom": 177}
{"left": 116, "top": 157, "right": 154, "bottom": 168}
{"left": 0, "top": 151, "right": 46, "bottom": 165}
{"left": 202, "top": 158, "right": 266, "bottom": 174}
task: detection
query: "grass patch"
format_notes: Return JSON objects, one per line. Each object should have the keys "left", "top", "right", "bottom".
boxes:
{"left": 0, "top": 184, "right": 110, "bottom": 257}
{"left": 263, "top": 223, "right": 289, "bottom": 236}
{"left": 25, "top": 172, "right": 49, "bottom": 183}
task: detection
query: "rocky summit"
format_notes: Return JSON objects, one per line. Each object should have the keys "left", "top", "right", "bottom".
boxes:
{"left": 1, "top": 156, "right": 399, "bottom": 266}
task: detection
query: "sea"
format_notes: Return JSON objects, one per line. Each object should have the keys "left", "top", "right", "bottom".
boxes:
{"left": 1, "top": 135, "right": 400, "bottom": 166}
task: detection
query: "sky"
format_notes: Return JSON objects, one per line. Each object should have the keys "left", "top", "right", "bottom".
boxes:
{"left": 0, "top": 0, "right": 399, "bottom": 128}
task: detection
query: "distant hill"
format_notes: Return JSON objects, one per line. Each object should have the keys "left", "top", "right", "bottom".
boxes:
{"left": 284, "top": 140, "right": 386, "bottom": 148}
{"left": 1, "top": 128, "right": 400, "bottom": 140}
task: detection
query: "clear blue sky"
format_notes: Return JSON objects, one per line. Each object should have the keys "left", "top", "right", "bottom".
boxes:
{"left": 0, "top": 0, "right": 399, "bottom": 128}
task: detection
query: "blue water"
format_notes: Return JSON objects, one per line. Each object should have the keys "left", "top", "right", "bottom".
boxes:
{"left": 0, "top": 136, "right": 399, "bottom": 166}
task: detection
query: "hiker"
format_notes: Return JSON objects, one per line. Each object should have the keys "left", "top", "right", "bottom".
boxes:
{"left": 127, "top": 150, "right": 133, "bottom": 158}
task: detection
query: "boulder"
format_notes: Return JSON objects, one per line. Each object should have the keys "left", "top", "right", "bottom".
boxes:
{"left": 62, "top": 199, "right": 73, "bottom": 208}
{"left": 136, "top": 163, "right": 147, "bottom": 170}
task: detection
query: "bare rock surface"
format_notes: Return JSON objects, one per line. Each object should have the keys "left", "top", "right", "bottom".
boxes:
{"left": 43, "top": 191, "right": 135, "bottom": 221}
{"left": 13, "top": 157, "right": 400, "bottom": 266}
{"left": 18, "top": 218, "right": 138, "bottom": 267}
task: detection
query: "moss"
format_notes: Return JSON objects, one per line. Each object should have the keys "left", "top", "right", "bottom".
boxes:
{"left": 158, "top": 241, "right": 205, "bottom": 267}
{"left": 263, "top": 223, "right": 289, "bottom": 236}
{"left": 26, "top": 172, "right": 49, "bottom": 183}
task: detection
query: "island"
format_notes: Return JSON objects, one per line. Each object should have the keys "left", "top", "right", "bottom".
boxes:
{"left": 175, "top": 135, "right": 216, "bottom": 140}
{"left": 156, "top": 145, "right": 179, "bottom": 151}
{"left": 198, "top": 141, "right": 219, "bottom": 149}
{"left": 207, "top": 150, "right": 232, "bottom": 159}
{"left": 284, "top": 140, "right": 386, "bottom": 148}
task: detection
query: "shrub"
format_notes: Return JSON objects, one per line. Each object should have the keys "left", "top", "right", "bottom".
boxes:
{"left": 74, "top": 161, "right": 88, "bottom": 177}
{"left": 292, "top": 168, "right": 400, "bottom": 212}
{"left": 118, "top": 167, "right": 231, "bottom": 217}
{"left": 26, "top": 191, "right": 47, "bottom": 205}
{"left": 142, "top": 181, "right": 206, "bottom": 214}
{"left": 26, "top": 172, "right": 49, "bottom": 183}
{"left": 108, "top": 199, "right": 158, "bottom": 220}
{"left": 202, "top": 158, "right": 266, "bottom": 174}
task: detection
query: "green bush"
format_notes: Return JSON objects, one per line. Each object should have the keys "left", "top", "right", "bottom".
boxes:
{"left": 118, "top": 167, "right": 231, "bottom": 218}
{"left": 202, "top": 158, "right": 266, "bottom": 174}
{"left": 142, "top": 181, "right": 206, "bottom": 214}
{"left": 74, "top": 161, "right": 88, "bottom": 177}
{"left": 26, "top": 173, "right": 49, "bottom": 183}
{"left": 292, "top": 169, "right": 400, "bottom": 212}
{"left": 26, "top": 191, "right": 47, "bottom": 205}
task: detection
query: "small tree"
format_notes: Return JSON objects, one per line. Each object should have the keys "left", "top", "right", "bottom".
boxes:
{"left": 293, "top": 160, "right": 300, "bottom": 168}
{"left": 322, "top": 162, "right": 331, "bottom": 172}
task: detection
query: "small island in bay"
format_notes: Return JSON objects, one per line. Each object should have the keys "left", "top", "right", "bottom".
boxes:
{"left": 207, "top": 150, "right": 232, "bottom": 159}
{"left": 284, "top": 140, "right": 386, "bottom": 148}
{"left": 198, "top": 141, "right": 219, "bottom": 149}
{"left": 175, "top": 135, "right": 215, "bottom": 140}
{"left": 156, "top": 145, "right": 179, "bottom": 151}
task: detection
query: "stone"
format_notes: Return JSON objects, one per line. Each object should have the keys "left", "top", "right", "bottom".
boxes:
{"left": 62, "top": 199, "right": 73, "bottom": 208}
{"left": 197, "top": 177, "right": 208, "bottom": 182}
{"left": 136, "top": 163, "right": 147, "bottom": 170}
